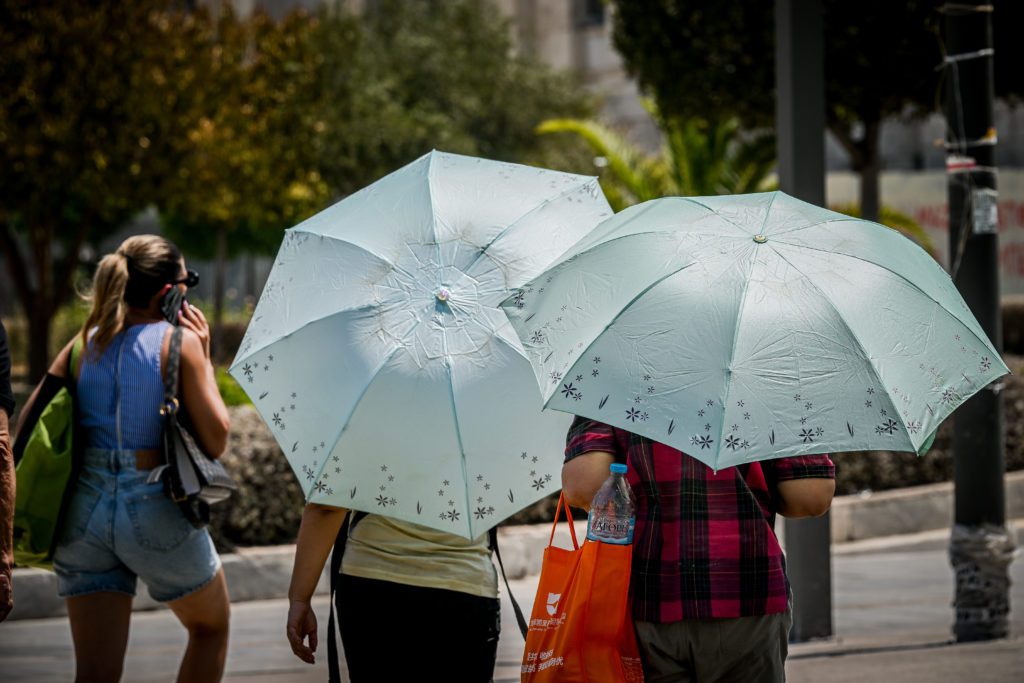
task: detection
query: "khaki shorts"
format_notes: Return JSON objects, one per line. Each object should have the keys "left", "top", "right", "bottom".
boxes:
{"left": 634, "top": 603, "right": 793, "bottom": 683}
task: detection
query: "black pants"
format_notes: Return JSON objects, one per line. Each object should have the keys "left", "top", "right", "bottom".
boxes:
{"left": 337, "top": 573, "right": 501, "bottom": 682}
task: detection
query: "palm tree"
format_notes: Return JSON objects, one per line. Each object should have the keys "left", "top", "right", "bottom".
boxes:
{"left": 538, "top": 105, "right": 934, "bottom": 254}
{"left": 537, "top": 103, "right": 775, "bottom": 211}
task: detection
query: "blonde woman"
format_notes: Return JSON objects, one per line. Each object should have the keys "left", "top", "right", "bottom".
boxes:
{"left": 16, "top": 235, "right": 232, "bottom": 683}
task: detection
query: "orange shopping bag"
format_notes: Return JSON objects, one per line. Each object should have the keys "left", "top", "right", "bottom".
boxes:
{"left": 521, "top": 494, "right": 644, "bottom": 682}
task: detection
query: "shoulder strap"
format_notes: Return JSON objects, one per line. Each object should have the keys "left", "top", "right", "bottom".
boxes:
{"left": 328, "top": 511, "right": 366, "bottom": 683}
{"left": 164, "top": 326, "right": 183, "bottom": 405}
{"left": 490, "top": 526, "right": 529, "bottom": 639}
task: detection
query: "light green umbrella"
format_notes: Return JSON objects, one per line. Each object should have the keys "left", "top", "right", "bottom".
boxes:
{"left": 229, "top": 151, "right": 612, "bottom": 539}
{"left": 501, "top": 191, "right": 1009, "bottom": 470}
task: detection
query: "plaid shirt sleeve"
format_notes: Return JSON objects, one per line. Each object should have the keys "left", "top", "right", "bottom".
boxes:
{"left": 564, "top": 415, "right": 618, "bottom": 462}
{"left": 763, "top": 453, "right": 836, "bottom": 482}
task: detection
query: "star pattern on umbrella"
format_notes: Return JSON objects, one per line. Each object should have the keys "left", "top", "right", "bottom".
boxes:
{"left": 876, "top": 419, "right": 899, "bottom": 435}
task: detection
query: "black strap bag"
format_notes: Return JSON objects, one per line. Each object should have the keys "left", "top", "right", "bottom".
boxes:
{"left": 148, "top": 326, "right": 236, "bottom": 527}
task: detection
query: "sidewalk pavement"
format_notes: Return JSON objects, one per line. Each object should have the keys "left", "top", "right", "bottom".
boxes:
{"left": 10, "top": 471, "right": 1024, "bottom": 622}
{"left": 2, "top": 521, "right": 1022, "bottom": 682}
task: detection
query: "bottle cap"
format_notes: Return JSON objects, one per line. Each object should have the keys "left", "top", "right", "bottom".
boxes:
{"left": 610, "top": 463, "right": 627, "bottom": 474}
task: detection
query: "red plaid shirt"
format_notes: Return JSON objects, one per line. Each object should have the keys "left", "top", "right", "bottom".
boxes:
{"left": 565, "top": 416, "right": 835, "bottom": 622}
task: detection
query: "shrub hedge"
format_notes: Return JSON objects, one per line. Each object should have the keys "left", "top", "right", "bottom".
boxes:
{"left": 209, "top": 356, "right": 1024, "bottom": 549}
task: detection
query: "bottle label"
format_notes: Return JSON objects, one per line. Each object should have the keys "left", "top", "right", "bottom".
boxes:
{"left": 586, "top": 514, "right": 635, "bottom": 545}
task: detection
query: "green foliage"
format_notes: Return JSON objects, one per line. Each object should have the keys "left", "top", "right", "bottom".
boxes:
{"left": 2, "top": 0, "right": 594, "bottom": 377}
{"left": 0, "top": 0, "right": 199, "bottom": 379}
{"left": 538, "top": 105, "right": 775, "bottom": 210}
{"left": 611, "top": 2, "right": 775, "bottom": 130}
{"left": 216, "top": 366, "right": 252, "bottom": 407}
{"left": 609, "top": 1, "right": 1024, "bottom": 219}
{"left": 158, "top": 7, "right": 329, "bottom": 259}
{"left": 309, "top": 0, "right": 594, "bottom": 197}
{"left": 608, "top": 1, "right": 993, "bottom": 132}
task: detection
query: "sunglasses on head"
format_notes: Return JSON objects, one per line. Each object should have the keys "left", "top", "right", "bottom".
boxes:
{"left": 171, "top": 269, "right": 200, "bottom": 288}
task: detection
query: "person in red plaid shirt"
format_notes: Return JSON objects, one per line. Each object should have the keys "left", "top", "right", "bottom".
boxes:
{"left": 562, "top": 416, "right": 835, "bottom": 683}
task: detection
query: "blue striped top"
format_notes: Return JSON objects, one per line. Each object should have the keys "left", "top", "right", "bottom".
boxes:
{"left": 78, "top": 321, "right": 172, "bottom": 450}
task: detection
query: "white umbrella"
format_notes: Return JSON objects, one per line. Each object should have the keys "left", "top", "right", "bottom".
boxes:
{"left": 230, "top": 151, "right": 612, "bottom": 538}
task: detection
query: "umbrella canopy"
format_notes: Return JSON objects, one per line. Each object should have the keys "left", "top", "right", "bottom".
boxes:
{"left": 229, "top": 151, "right": 612, "bottom": 538}
{"left": 501, "top": 191, "right": 1009, "bottom": 470}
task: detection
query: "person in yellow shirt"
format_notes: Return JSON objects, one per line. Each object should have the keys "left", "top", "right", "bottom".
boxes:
{"left": 285, "top": 504, "right": 501, "bottom": 682}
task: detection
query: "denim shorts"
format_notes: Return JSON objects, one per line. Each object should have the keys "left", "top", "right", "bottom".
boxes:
{"left": 53, "top": 448, "right": 221, "bottom": 602}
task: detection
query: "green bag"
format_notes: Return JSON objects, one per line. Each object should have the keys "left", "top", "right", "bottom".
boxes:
{"left": 12, "top": 339, "right": 83, "bottom": 570}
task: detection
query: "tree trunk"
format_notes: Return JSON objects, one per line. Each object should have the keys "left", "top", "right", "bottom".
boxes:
{"left": 2, "top": 219, "right": 90, "bottom": 382}
{"left": 245, "top": 253, "right": 256, "bottom": 304}
{"left": 858, "top": 121, "right": 881, "bottom": 223}
{"left": 212, "top": 227, "right": 227, "bottom": 362}
{"left": 27, "top": 302, "right": 54, "bottom": 383}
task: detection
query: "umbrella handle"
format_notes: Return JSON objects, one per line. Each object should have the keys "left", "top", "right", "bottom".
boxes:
{"left": 549, "top": 493, "right": 579, "bottom": 551}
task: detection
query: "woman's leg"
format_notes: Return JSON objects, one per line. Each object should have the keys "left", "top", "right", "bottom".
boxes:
{"left": 167, "top": 569, "right": 231, "bottom": 683}
{"left": 66, "top": 592, "right": 134, "bottom": 683}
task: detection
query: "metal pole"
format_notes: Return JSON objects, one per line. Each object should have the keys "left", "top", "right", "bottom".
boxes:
{"left": 775, "top": 0, "right": 833, "bottom": 642}
{"left": 943, "top": 0, "right": 1014, "bottom": 643}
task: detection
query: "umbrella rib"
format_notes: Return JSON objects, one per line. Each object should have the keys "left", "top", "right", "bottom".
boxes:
{"left": 714, "top": 237, "right": 764, "bottom": 469}
{"left": 714, "top": 191, "right": 783, "bottom": 464}
{"left": 295, "top": 228, "right": 418, "bottom": 283}
{"left": 462, "top": 311, "right": 531, "bottom": 363}
{"left": 767, "top": 245, "right": 917, "bottom": 448}
{"left": 440, "top": 326, "right": 473, "bottom": 539}
{"left": 229, "top": 301, "right": 382, "bottom": 369}
{"left": 768, "top": 238, "right": 1000, "bottom": 360}
{"left": 430, "top": 154, "right": 472, "bottom": 532}
{"left": 559, "top": 200, "right": 663, "bottom": 256}
{"left": 426, "top": 152, "right": 445, "bottom": 295}
{"left": 460, "top": 177, "right": 602, "bottom": 278}
{"left": 680, "top": 197, "right": 758, "bottom": 238}
{"left": 767, "top": 216, "right": 862, "bottom": 238}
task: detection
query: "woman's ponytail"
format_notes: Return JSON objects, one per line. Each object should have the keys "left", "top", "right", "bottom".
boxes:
{"left": 79, "top": 235, "right": 182, "bottom": 359}
{"left": 80, "top": 252, "right": 130, "bottom": 358}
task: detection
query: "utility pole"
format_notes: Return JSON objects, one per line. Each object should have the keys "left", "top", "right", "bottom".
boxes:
{"left": 775, "top": 0, "right": 833, "bottom": 641}
{"left": 943, "top": 0, "right": 1015, "bottom": 643}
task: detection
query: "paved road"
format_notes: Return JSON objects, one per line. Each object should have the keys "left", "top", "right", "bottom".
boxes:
{"left": 2, "top": 528, "right": 1022, "bottom": 682}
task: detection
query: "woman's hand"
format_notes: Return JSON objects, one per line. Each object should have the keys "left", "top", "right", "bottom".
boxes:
{"left": 178, "top": 301, "right": 211, "bottom": 360}
{"left": 286, "top": 600, "right": 319, "bottom": 664}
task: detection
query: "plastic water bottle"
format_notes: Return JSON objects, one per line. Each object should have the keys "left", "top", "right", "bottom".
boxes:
{"left": 586, "top": 463, "right": 636, "bottom": 545}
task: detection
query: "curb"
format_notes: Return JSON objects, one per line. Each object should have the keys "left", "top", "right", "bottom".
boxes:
{"left": 9, "top": 471, "right": 1023, "bottom": 621}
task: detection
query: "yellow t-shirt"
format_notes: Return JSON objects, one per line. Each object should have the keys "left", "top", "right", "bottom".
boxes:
{"left": 340, "top": 514, "right": 498, "bottom": 599}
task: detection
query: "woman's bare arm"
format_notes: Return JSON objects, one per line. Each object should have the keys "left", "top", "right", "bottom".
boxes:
{"left": 286, "top": 503, "right": 348, "bottom": 664}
